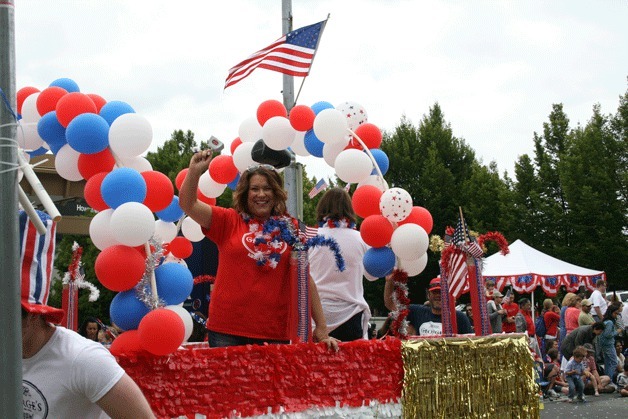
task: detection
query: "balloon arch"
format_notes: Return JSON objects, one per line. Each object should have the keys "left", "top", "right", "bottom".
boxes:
{"left": 16, "top": 78, "right": 433, "bottom": 355}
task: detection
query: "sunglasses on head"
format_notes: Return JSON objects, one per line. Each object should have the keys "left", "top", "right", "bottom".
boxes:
{"left": 246, "top": 164, "right": 277, "bottom": 172}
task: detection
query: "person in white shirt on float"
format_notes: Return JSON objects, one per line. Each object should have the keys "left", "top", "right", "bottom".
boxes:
{"left": 589, "top": 280, "right": 609, "bottom": 322}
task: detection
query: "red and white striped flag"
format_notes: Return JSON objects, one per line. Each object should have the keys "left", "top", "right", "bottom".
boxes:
{"left": 308, "top": 178, "right": 328, "bottom": 199}
{"left": 19, "top": 210, "right": 56, "bottom": 308}
{"left": 224, "top": 20, "right": 327, "bottom": 89}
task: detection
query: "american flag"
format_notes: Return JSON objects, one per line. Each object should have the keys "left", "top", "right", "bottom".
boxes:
{"left": 19, "top": 210, "right": 56, "bottom": 307}
{"left": 224, "top": 20, "right": 327, "bottom": 89}
{"left": 446, "top": 215, "right": 484, "bottom": 298}
{"left": 308, "top": 178, "right": 328, "bottom": 199}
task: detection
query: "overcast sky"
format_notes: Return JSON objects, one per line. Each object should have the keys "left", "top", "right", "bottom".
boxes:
{"left": 13, "top": 0, "right": 628, "bottom": 182}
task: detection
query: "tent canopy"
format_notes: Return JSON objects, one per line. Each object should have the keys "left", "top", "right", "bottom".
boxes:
{"left": 482, "top": 239, "right": 605, "bottom": 296}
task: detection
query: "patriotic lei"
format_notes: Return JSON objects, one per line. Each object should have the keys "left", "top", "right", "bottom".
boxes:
{"left": 318, "top": 217, "right": 356, "bottom": 229}
{"left": 242, "top": 214, "right": 346, "bottom": 272}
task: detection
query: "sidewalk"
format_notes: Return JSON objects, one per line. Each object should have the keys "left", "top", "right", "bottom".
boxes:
{"left": 540, "top": 392, "right": 628, "bottom": 418}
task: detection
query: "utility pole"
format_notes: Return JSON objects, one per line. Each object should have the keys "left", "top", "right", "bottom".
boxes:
{"left": 0, "top": 0, "right": 22, "bottom": 417}
{"left": 281, "top": 0, "right": 303, "bottom": 220}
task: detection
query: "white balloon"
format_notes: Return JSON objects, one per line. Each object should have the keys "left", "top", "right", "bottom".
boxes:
{"left": 380, "top": 187, "right": 413, "bottom": 222}
{"left": 198, "top": 171, "right": 227, "bottom": 198}
{"left": 109, "top": 113, "right": 153, "bottom": 158}
{"left": 109, "top": 202, "right": 155, "bottom": 247}
{"left": 322, "top": 138, "right": 348, "bottom": 168}
{"left": 357, "top": 174, "right": 389, "bottom": 191}
{"left": 313, "top": 108, "right": 348, "bottom": 144}
{"left": 181, "top": 216, "right": 205, "bottom": 242}
{"left": 290, "top": 131, "right": 310, "bottom": 157}
{"left": 55, "top": 144, "right": 83, "bottom": 181}
{"left": 398, "top": 253, "right": 429, "bottom": 277}
{"left": 89, "top": 209, "right": 120, "bottom": 250}
{"left": 118, "top": 155, "right": 153, "bottom": 172}
{"left": 154, "top": 220, "right": 178, "bottom": 243}
{"left": 16, "top": 122, "right": 44, "bottom": 150}
{"left": 334, "top": 149, "right": 373, "bottom": 184}
{"left": 165, "top": 305, "right": 193, "bottom": 342}
{"left": 262, "top": 116, "right": 296, "bottom": 150}
{"left": 238, "top": 116, "right": 263, "bottom": 143}
{"left": 336, "top": 101, "right": 368, "bottom": 131}
{"left": 390, "top": 223, "right": 429, "bottom": 260}
{"left": 232, "top": 141, "right": 256, "bottom": 172}
{"left": 20, "top": 93, "right": 41, "bottom": 122}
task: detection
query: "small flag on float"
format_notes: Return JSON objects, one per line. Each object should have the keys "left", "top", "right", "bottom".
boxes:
{"left": 308, "top": 178, "right": 328, "bottom": 199}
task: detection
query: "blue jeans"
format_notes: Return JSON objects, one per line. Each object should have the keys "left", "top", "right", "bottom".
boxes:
{"left": 601, "top": 344, "right": 618, "bottom": 381}
{"left": 567, "top": 375, "right": 584, "bottom": 399}
{"left": 207, "top": 330, "right": 289, "bottom": 348}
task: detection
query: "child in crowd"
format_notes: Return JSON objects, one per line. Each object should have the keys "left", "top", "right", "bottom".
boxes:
{"left": 545, "top": 348, "right": 568, "bottom": 397}
{"left": 564, "top": 346, "right": 587, "bottom": 403}
{"left": 618, "top": 362, "right": 628, "bottom": 397}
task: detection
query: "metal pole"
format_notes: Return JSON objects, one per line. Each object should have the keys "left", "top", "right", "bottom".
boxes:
{"left": 0, "top": 1, "right": 22, "bottom": 417}
{"left": 281, "top": 0, "right": 303, "bottom": 219}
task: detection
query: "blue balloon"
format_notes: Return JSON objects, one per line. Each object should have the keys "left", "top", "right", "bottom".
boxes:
{"left": 37, "top": 111, "right": 67, "bottom": 150}
{"left": 155, "top": 263, "right": 194, "bottom": 306}
{"left": 363, "top": 247, "right": 396, "bottom": 278}
{"left": 27, "top": 147, "right": 49, "bottom": 157}
{"left": 369, "top": 148, "right": 389, "bottom": 176}
{"left": 99, "top": 101, "right": 135, "bottom": 125}
{"left": 156, "top": 196, "right": 184, "bottom": 222}
{"left": 227, "top": 173, "right": 240, "bottom": 190}
{"left": 101, "top": 167, "right": 147, "bottom": 209}
{"left": 310, "top": 101, "right": 334, "bottom": 115}
{"left": 66, "top": 113, "right": 110, "bottom": 154}
{"left": 49, "top": 78, "right": 80, "bottom": 93}
{"left": 110, "top": 290, "right": 150, "bottom": 331}
{"left": 304, "top": 129, "right": 324, "bottom": 157}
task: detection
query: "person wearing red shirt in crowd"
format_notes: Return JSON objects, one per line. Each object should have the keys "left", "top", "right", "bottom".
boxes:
{"left": 516, "top": 297, "right": 542, "bottom": 360}
{"left": 501, "top": 289, "right": 519, "bottom": 333}
{"left": 565, "top": 296, "right": 583, "bottom": 335}
{"left": 544, "top": 303, "right": 561, "bottom": 342}
{"left": 485, "top": 279, "right": 496, "bottom": 301}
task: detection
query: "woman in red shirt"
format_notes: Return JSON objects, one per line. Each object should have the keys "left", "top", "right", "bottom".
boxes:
{"left": 565, "top": 296, "right": 582, "bottom": 335}
{"left": 544, "top": 303, "right": 560, "bottom": 341}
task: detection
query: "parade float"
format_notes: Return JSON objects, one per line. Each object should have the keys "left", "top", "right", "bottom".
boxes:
{"left": 14, "top": 78, "right": 540, "bottom": 418}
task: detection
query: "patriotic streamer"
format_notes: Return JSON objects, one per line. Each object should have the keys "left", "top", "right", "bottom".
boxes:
{"left": 439, "top": 268, "right": 454, "bottom": 337}
{"left": 296, "top": 248, "right": 310, "bottom": 342}
{"left": 470, "top": 258, "right": 491, "bottom": 336}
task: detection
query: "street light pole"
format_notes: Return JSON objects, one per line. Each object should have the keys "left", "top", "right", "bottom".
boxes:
{"left": 0, "top": 1, "right": 23, "bottom": 417}
{"left": 281, "top": 0, "right": 303, "bottom": 220}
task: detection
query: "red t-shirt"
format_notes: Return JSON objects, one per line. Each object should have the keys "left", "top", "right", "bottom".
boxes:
{"left": 565, "top": 307, "right": 580, "bottom": 334}
{"left": 544, "top": 310, "right": 560, "bottom": 337}
{"left": 502, "top": 302, "right": 519, "bottom": 333}
{"left": 204, "top": 207, "right": 294, "bottom": 340}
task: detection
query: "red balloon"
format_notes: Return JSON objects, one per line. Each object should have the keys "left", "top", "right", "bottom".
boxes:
{"left": 169, "top": 236, "right": 193, "bottom": 259}
{"left": 36, "top": 86, "right": 68, "bottom": 117}
{"left": 289, "top": 104, "right": 316, "bottom": 131}
{"left": 360, "top": 215, "right": 394, "bottom": 247}
{"left": 352, "top": 185, "right": 383, "bottom": 219}
{"left": 257, "top": 99, "right": 287, "bottom": 126}
{"left": 230, "top": 137, "right": 242, "bottom": 155}
{"left": 209, "top": 155, "right": 238, "bottom": 184}
{"left": 55, "top": 92, "right": 98, "bottom": 127}
{"left": 175, "top": 168, "right": 188, "bottom": 191}
{"left": 95, "top": 245, "right": 145, "bottom": 291}
{"left": 138, "top": 308, "right": 185, "bottom": 356}
{"left": 197, "top": 189, "right": 216, "bottom": 206}
{"left": 78, "top": 148, "right": 115, "bottom": 180}
{"left": 110, "top": 330, "right": 145, "bottom": 356}
{"left": 353, "top": 123, "right": 382, "bottom": 149}
{"left": 399, "top": 206, "right": 434, "bottom": 234}
{"left": 86, "top": 93, "right": 107, "bottom": 112}
{"left": 84, "top": 172, "right": 110, "bottom": 211}
{"left": 141, "top": 171, "right": 175, "bottom": 212}
{"left": 17, "top": 86, "right": 40, "bottom": 115}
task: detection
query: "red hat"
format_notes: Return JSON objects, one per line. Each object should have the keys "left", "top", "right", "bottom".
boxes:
{"left": 428, "top": 277, "right": 441, "bottom": 292}
{"left": 19, "top": 210, "right": 65, "bottom": 324}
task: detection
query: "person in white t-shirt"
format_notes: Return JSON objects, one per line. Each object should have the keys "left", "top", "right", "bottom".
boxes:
{"left": 589, "top": 280, "right": 609, "bottom": 322}
{"left": 309, "top": 187, "right": 378, "bottom": 341}
{"left": 19, "top": 210, "right": 154, "bottom": 419}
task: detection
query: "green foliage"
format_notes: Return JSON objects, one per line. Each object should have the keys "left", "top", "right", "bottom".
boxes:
{"left": 145, "top": 130, "right": 208, "bottom": 185}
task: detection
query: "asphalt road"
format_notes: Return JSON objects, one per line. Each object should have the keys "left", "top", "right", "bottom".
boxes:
{"left": 540, "top": 392, "right": 628, "bottom": 418}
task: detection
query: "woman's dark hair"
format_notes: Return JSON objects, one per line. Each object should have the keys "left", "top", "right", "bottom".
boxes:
{"left": 78, "top": 316, "right": 101, "bottom": 337}
{"left": 603, "top": 302, "right": 622, "bottom": 322}
{"left": 315, "top": 187, "right": 356, "bottom": 223}
{"left": 232, "top": 166, "right": 287, "bottom": 216}
{"left": 518, "top": 298, "right": 531, "bottom": 307}
{"left": 547, "top": 347, "right": 559, "bottom": 361}
{"left": 591, "top": 321, "right": 605, "bottom": 331}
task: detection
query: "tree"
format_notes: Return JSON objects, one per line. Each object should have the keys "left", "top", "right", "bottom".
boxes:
{"left": 146, "top": 130, "right": 208, "bottom": 186}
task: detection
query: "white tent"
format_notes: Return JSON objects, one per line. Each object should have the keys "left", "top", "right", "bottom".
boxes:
{"left": 482, "top": 239, "right": 605, "bottom": 297}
